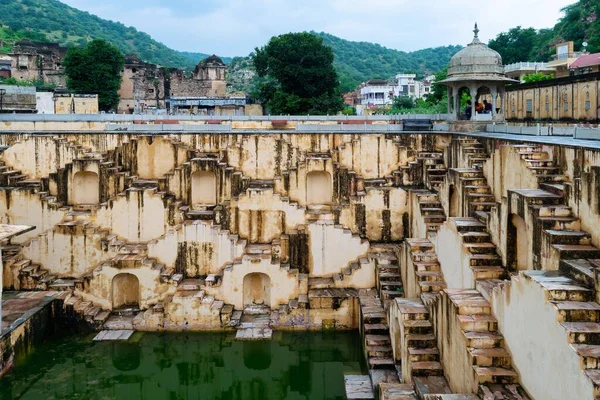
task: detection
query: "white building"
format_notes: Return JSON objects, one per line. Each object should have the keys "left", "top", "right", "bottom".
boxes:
{"left": 359, "top": 79, "right": 395, "bottom": 108}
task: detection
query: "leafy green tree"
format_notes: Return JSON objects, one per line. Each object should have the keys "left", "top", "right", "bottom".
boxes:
{"left": 522, "top": 72, "right": 554, "bottom": 83}
{"left": 63, "top": 39, "right": 124, "bottom": 111}
{"left": 488, "top": 27, "right": 538, "bottom": 64}
{"left": 426, "top": 68, "right": 448, "bottom": 105}
{"left": 253, "top": 32, "right": 344, "bottom": 115}
{"left": 393, "top": 95, "right": 415, "bottom": 110}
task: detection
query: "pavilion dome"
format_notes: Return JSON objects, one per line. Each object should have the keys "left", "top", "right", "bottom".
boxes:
{"left": 445, "top": 24, "right": 507, "bottom": 81}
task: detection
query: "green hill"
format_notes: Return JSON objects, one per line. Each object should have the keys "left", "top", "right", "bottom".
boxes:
{"left": 0, "top": 0, "right": 229, "bottom": 68}
{"left": 315, "top": 32, "right": 461, "bottom": 92}
{"left": 0, "top": 0, "right": 459, "bottom": 92}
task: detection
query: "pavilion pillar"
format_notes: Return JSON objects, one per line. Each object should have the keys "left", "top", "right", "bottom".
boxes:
{"left": 470, "top": 86, "right": 478, "bottom": 121}
{"left": 491, "top": 86, "right": 498, "bottom": 118}
{"left": 454, "top": 87, "right": 461, "bottom": 119}
{"left": 447, "top": 88, "right": 452, "bottom": 115}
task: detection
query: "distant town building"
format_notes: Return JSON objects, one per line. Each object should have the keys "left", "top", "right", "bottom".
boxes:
{"left": 569, "top": 52, "right": 600, "bottom": 76}
{"left": 359, "top": 79, "right": 395, "bottom": 109}
{"left": 9, "top": 40, "right": 67, "bottom": 87}
{"left": 504, "top": 62, "right": 554, "bottom": 82}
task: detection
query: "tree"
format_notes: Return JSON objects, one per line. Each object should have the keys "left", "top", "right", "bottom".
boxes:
{"left": 253, "top": 32, "right": 344, "bottom": 115}
{"left": 522, "top": 72, "right": 554, "bottom": 83}
{"left": 426, "top": 68, "right": 448, "bottom": 105}
{"left": 393, "top": 95, "right": 415, "bottom": 110}
{"left": 488, "top": 27, "right": 538, "bottom": 64}
{"left": 63, "top": 39, "right": 124, "bottom": 111}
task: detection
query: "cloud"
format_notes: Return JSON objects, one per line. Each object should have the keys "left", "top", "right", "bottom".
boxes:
{"left": 61, "top": 0, "right": 568, "bottom": 56}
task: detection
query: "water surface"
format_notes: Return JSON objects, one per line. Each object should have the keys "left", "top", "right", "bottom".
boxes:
{"left": 1, "top": 331, "right": 366, "bottom": 400}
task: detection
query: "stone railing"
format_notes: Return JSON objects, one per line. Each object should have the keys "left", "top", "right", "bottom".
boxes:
{"left": 0, "top": 113, "right": 451, "bottom": 123}
{"left": 504, "top": 62, "right": 550, "bottom": 73}
{"left": 486, "top": 123, "right": 600, "bottom": 140}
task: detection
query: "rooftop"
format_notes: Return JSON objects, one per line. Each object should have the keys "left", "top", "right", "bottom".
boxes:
{"left": 570, "top": 52, "right": 600, "bottom": 69}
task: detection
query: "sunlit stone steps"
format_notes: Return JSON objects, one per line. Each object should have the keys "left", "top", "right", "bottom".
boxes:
{"left": 450, "top": 218, "right": 506, "bottom": 281}
{"left": 406, "top": 239, "right": 447, "bottom": 297}
{"left": 522, "top": 270, "right": 600, "bottom": 396}
{"left": 443, "top": 289, "right": 527, "bottom": 395}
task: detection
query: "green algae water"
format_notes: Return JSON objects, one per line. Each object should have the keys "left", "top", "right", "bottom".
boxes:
{"left": 0, "top": 331, "right": 367, "bottom": 400}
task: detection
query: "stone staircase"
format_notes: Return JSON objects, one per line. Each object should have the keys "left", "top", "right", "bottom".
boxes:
{"left": 443, "top": 289, "right": 529, "bottom": 397}
{"left": 522, "top": 269, "right": 600, "bottom": 397}
{"left": 418, "top": 151, "right": 447, "bottom": 192}
{"left": 413, "top": 190, "right": 447, "bottom": 238}
{"left": 370, "top": 244, "right": 404, "bottom": 305}
{"left": 393, "top": 298, "right": 450, "bottom": 396}
{"left": 359, "top": 290, "right": 400, "bottom": 388}
{"left": 405, "top": 239, "right": 447, "bottom": 302}
{"left": 452, "top": 218, "right": 506, "bottom": 282}
{"left": 450, "top": 168, "right": 497, "bottom": 221}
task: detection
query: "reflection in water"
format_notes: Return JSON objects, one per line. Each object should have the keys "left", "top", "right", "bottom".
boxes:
{"left": 1, "top": 331, "right": 366, "bottom": 400}
{"left": 243, "top": 341, "right": 272, "bottom": 371}
{"left": 111, "top": 342, "right": 141, "bottom": 371}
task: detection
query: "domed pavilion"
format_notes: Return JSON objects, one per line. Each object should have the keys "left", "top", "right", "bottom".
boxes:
{"left": 438, "top": 24, "right": 518, "bottom": 121}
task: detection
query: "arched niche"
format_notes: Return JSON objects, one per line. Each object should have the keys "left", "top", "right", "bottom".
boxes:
{"left": 243, "top": 273, "right": 271, "bottom": 307}
{"left": 448, "top": 184, "right": 459, "bottom": 217}
{"left": 73, "top": 171, "right": 99, "bottom": 205}
{"left": 508, "top": 213, "right": 530, "bottom": 271}
{"left": 306, "top": 171, "right": 332, "bottom": 205}
{"left": 112, "top": 273, "right": 140, "bottom": 309}
{"left": 191, "top": 171, "right": 217, "bottom": 206}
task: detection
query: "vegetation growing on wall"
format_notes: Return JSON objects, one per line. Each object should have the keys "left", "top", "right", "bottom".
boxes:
{"left": 63, "top": 39, "right": 124, "bottom": 111}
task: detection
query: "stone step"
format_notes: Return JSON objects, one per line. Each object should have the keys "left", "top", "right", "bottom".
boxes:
{"left": 471, "top": 265, "right": 505, "bottom": 280}
{"left": 469, "top": 202, "right": 497, "bottom": 212}
{"left": 367, "top": 345, "right": 393, "bottom": 359}
{"left": 408, "top": 347, "right": 440, "bottom": 363}
{"left": 540, "top": 182, "right": 566, "bottom": 196}
{"left": 366, "top": 334, "right": 391, "bottom": 346}
{"left": 464, "top": 185, "right": 492, "bottom": 194}
{"left": 474, "top": 367, "right": 519, "bottom": 384}
{"left": 572, "top": 344, "right": 600, "bottom": 369}
{"left": 463, "top": 242, "right": 498, "bottom": 255}
{"left": 414, "top": 262, "right": 441, "bottom": 272}
{"left": 406, "top": 334, "right": 436, "bottom": 348}
{"left": 469, "top": 254, "right": 503, "bottom": 266}
{"left": 470, "top": 348, "right": 512, "bottom": 368}
{"left": 415, "top": 270, "right": 444, "bottom": 282}
{"left": 544, "top": 230, "right": 592, "bottom": 246}
{"left": 460, "top": 232, "right": 491, "bottom": 243}
{"left": 365, "top": 323, "right": 389, "bottom": 334}
{"left": 368, "top": 357, "right": 396, "bottom": 369}
{"left": 411, "top": 361, "right": 443, "bottom": 376}
{"left": 553, "top": 301, "right": 600, "bottom": 323}
{"left": 552, "top": 245, "right": 600, "bottom": 260}
{"left": 419, "top": 281, "right": 447, "bottom": 292}
{"left": 559, "top": 259, "right": 597, "bottom": 289}
{"left": 562, "top": 322, "right": 600, "bottom": 345}
{"left": 452, "top": 218, "right": 487, "bottom": 233}
{"left": 464, "top": 331, "right": 504, "bottom": 348}
{"left": 538, "top": 216, "right": 581, "bottom": 231}
{"left": 458, "top": 314, "right": 498, "bottom": 332}
{"left": 402, "top": 319, "right": 433, "bottom": 335}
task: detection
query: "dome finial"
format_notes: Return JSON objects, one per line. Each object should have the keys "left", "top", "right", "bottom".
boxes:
{"left": 473, "top": 23, "right": 479, "bottom": 39}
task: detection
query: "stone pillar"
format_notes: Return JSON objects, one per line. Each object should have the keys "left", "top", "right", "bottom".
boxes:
{"left": 491, "top": 86, "right": 498, "bottom": 118}
{"left": 0, "top": 247, "right": 3, "bottom": 333}
{"left": 470, "top": 86, "right": 478, "bottom": 121}
{"left": 454, "top": 87, "right": 461, "bottom": 119}
{"left": 447, "top": 88, "right": 452, "bottom": 115}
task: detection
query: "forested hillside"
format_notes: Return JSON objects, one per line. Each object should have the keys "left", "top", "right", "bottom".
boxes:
{"left": 315, "top": 33, "right": 461, "bottom": 92}
{"left": 0, "top": 0, "right": 219, "bottom": 68}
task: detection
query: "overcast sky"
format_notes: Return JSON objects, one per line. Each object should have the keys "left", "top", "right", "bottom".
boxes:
{"left": 61, "top": 0, "right": 572, "bottom": 57}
